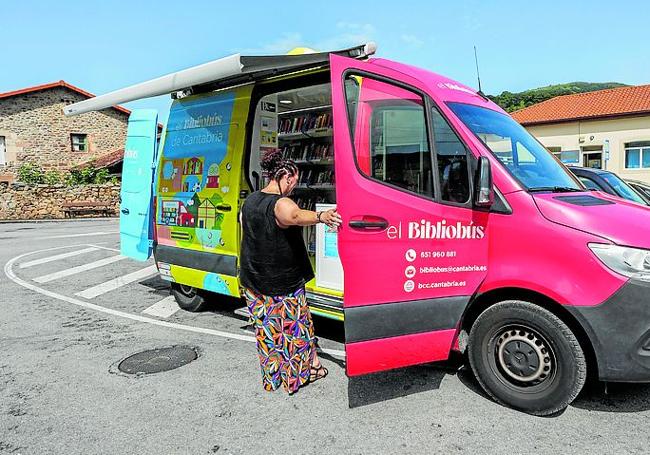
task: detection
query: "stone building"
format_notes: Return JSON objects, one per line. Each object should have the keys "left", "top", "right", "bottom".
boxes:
{"left": 512, "top": 84, "right": 650, "bottom": 184}
{"left": 0, "top": 80, "right": 130, "bottom": 182}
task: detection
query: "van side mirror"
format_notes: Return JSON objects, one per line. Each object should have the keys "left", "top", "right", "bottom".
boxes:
{"left": 474, "top": 156, "right": 494, "bottom": 208}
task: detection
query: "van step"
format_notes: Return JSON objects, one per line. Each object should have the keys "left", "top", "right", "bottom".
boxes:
{"left": 306, "top": 291, "right": 343, "bottom": 310}
{"left": 306, "top": 291, "right": 344, "bottom": 321}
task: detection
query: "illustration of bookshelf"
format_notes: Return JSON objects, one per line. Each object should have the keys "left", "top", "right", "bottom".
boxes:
{"left": 278, "top": 105, "right": 335, "bottom": 255}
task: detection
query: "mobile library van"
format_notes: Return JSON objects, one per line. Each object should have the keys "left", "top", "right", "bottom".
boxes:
{"left": 65, "top": 43, "right": 650, "bottom": 415}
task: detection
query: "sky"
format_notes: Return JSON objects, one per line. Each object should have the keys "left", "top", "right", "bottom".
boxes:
{"left": 2, "top": 0, "right": 649, "bottom": 123}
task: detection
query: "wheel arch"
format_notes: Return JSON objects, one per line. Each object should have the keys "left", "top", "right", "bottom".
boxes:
{"left": 460, "top": 287, "right": 599, "bottom": 379}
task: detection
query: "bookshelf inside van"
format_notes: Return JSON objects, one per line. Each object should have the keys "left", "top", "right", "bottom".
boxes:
{"left": 251, "top": 83, "right": 336, "bottom": 256}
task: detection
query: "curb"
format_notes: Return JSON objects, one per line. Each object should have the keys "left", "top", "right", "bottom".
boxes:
{"left": 0, "top": 217, "right": 118, "bottom": 224}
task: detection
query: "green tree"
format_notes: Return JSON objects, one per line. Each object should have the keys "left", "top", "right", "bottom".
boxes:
{"left": 488, "top": 82, "right": 627, "bottom": 112}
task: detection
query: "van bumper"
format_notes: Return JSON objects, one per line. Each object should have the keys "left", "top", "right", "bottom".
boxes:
{"left": 567, "top": 279, "right": 650, "bottom": 382}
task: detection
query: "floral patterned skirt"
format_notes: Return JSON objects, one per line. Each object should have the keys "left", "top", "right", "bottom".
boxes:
{"left": 242, "top": 286, "right": 317, "bottom": 394}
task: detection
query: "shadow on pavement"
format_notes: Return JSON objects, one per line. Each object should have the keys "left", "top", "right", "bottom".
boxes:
{"left": 571, "top": 381, "right": 650, "bottom": 413}
{"left": 454, "top": 362, "right": 491, "bottom": 400}
{"left": 347, "top": 353, "right": 464, "bottom": 408}
{"left": 139, "top": 275, "right": 172, "bottom": 297}
{"left": 457, "top": 362, "right": 650, "bottom": 415}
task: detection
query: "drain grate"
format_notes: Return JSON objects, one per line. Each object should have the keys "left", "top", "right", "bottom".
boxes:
{"left": 118, "top": 346, "right": 198, "bottom": 375}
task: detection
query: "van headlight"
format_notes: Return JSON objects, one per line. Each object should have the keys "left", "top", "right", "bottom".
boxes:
{"left": 589, "top": 243, "right": 650, "bottom": 282}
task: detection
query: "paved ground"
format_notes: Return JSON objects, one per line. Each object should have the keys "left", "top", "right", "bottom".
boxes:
{"left": 1, "top": 219, "right": 650, "bottom": 454}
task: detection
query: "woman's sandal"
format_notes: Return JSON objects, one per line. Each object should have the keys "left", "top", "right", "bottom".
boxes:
{"left": 309, "top": 365, "right": 328, "bottom": 383}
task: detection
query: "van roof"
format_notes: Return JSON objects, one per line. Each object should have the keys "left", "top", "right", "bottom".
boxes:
{"left": 368, "top": 58, "right": 499, "bottom": 111}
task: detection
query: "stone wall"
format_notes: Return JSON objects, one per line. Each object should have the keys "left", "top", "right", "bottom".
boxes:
{"left": 0, "top": 86, "right": 128, "bottom": 175}
{"left": 0, "top": 183, "right": 120, "bottom": 220}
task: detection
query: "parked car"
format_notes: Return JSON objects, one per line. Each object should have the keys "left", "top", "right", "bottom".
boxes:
{"left": 626, "top": 179, "right": 650, "bottom": 202}
{"left": 569, "top": 166, "right": 650, "bottom": 205}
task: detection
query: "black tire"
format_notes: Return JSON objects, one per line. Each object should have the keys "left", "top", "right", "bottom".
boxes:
{"left": 467, "top": 300, "right": 586, "bottom": 416}
{"left": 170, "top": 283, "right": 209, "bottom": 312}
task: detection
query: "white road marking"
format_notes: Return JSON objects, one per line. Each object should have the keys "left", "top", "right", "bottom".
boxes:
{"left": 75, "top": 265, "right": 158, "bottom": 299}
{"left": 19, "top": 247, "right": 99, "bottom": 269}
{"left": 33, "top": 255, "right": 126, "bottom": 283}
{"left": 234, "top": 307, "right": 250, "bottom": 319}
{"left": 142, "top": 296, "right": 180, "bottom": 318}
{"left": 4, "top": 244, "right": 346, "bottom": 358}
{"left": 41, "top": 231, "right": 119, "bottom": 240}
{"left": 87, "top": 244, "right": 121, "bottom": 253}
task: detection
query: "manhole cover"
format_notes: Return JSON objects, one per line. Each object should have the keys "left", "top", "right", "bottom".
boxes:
{"left": 118, "top": 346, "right": 198, "bottom": 375}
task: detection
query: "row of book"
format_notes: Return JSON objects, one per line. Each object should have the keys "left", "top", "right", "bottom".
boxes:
{"left": 281, "top": 142, "right": 333, "bottom": 162}
{"left": 292, "top": 195, "right": 332, "bottom": 212}
{"left": 279, "top": 112, "right": 332, "bottom": 134}
{"left": 299, "top": 169, "right": 335, "bottom": 186}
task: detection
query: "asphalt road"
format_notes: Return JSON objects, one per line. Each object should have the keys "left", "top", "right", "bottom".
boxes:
{"left": 1, "top": 219, "right": 650, "bottom": 454}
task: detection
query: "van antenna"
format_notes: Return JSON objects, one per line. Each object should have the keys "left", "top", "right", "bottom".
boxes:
{"left": 474, "top": 46, "right": 489, "bottom": 101}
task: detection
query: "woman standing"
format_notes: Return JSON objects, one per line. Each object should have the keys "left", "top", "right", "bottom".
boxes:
{"left": 240, "top": 150, "right": 342, "bottom": 395}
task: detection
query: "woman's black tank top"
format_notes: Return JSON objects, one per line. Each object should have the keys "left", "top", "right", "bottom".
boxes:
{"left": 239, "top": 191, "right": 314, "bottom": 296}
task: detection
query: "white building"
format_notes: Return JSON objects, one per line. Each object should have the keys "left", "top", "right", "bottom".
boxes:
{"left": 512, "top": 84, "right": 650, "bottom": 184}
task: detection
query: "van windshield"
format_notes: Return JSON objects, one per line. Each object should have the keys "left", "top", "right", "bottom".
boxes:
{"left": 448, "top": 102, "right": 582, "bottom": 191}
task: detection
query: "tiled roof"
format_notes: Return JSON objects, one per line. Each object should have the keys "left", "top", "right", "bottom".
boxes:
{"left": 0, "top": 80, "right": 131, "bottom": 115}
{"left": 75, "top": 149, "right": 124, "bottom": 170}
{"left": 93, "top": 149, "right": 124, "bottom": 168}
{"left": 511, "top": 84, "right": 650, "bottom": 125}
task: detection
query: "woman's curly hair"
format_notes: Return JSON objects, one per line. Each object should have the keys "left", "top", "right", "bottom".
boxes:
{"left": 260, "top": 149, "right": 298, "bottom": 182}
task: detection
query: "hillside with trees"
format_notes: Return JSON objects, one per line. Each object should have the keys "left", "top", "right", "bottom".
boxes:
{"left": 488, "top": 82, "right": 627, "bottom": 112}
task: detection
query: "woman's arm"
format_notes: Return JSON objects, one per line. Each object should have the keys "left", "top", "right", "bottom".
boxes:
{"left": 274, "top": 197, "right": 342, "bottom": 229}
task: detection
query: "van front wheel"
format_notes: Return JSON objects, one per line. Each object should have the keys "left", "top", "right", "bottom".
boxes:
{"left": 468, "top": 300, "right": 586, "bottom": 416}
{"left": 171, "top": 283, "right": 209, "bottom": 312}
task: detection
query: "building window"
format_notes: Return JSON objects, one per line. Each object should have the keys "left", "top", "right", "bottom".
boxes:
{"left": 0, "top": 136, "right": 6, "bottom": 165}
{"left": 71, "top": 133, "right": 88, "bottom": 152}
{"left": 625, "top": 141, "right": 650, "bottom": 169}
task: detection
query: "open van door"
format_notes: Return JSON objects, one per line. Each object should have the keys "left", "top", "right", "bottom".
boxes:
{"left": 120, "top": 109, "right": 159, "bottom": 261}
{"left": 330, "top": 55, "right": 490, "bottom": 376}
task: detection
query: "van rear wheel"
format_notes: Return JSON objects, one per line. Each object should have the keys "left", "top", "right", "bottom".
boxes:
{"left": 171, "top": 283, "right": 209, "bottom": 312}
{"left": 467, "top": 300, "right": 586, "bottom": 416}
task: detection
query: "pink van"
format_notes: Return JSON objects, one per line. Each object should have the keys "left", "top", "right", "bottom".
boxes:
{"left": 65, "top": 43, "right": 650, "bottom": 415}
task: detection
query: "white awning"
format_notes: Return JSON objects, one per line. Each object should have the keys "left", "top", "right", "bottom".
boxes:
{"left": 64, "top": 42, "right": 376, "bottom": 116}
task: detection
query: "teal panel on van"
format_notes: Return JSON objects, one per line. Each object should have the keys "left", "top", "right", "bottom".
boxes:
{"left": 120, "top": 109, "right": 159, "bottom": 261}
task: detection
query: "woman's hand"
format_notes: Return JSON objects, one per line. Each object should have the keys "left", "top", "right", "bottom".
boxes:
{"left": 319, "top": 208, "right": 342, "bottom": 229}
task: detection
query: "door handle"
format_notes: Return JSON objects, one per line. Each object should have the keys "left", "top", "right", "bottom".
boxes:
{"left": 216, "top": 204, "right": 232, "bottom": 212}
{"left": 121, "top": 208, "right": 130, "bottom": 215}
{"left": 349, "top": 216, "right": 389, "bottom": 231}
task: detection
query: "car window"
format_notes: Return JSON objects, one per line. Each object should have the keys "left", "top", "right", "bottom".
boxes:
{"left": 633, "top": 184, "right": 650, "bottom": 200}
{"left": 601, "top": 173, "right": 647, "bottom": 204}
{"left": 626, "top": 182, "right": 650, "bottom": 203}
{"left": 578, "top": 176, "right": 602, "bottom": 191}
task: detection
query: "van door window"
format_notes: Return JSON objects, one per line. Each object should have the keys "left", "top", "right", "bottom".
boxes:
{"left": 345, "top": 75, "right": 433, "bottom": 198}
{"left": 431, "top": 108, "right": 470, "bottom": 203}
